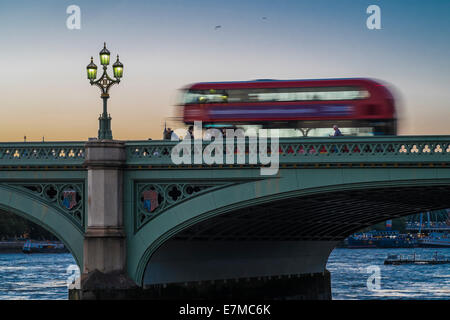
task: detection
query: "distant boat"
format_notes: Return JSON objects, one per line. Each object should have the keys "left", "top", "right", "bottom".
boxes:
{"left": 418, "top": 232, "right": 450, "bottom": 248}
{"left": 384, "top": 252, "right": 450, "bottom": 265}
{"left": 22, "top": 240, "right": 68, "bottom": 254}
{"left": 346, "top": 230, "right": 418, "bottom": 248}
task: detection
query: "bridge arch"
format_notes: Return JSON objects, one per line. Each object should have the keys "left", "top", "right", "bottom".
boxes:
{"left": 0, "top": 185, "right": 84, "bottom": 267}
{"left": 129, "top": 166, "right": 450, "bottom": 285}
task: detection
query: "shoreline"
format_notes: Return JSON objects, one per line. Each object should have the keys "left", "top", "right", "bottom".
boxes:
{"left": 0, "top": 241, "right": 26, "bottom": 253}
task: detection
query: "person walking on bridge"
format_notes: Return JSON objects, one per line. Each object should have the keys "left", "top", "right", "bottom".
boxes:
{"left": 185, "top": 125, "right": 194, "bottom": 140}
{"left": 163, "top": 128, "right": 172, "bottom": 140}
{"left": 331, "top": 125, "right": 343, "bottom": 137}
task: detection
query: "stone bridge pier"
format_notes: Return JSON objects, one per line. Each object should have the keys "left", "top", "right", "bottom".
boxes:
{"left": 71, "top": 140, "right": 139, "bottom": 299}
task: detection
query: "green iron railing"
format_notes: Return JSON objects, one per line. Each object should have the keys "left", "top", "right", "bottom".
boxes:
{"left": 1, "top": 137, "right": 449, "bottom": 167}
{"left": 125, "top": 136, "right": 450, "bottom": 166}
{"left": 0, "top": 142, "right": 86, "bottom": 166}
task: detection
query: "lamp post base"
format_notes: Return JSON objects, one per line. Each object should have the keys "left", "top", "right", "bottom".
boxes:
{"left": 98, "top": 96, "right": 113, "bottom": 140}
{"left": 98, "top": 123, "right": 113, "bottom": 140}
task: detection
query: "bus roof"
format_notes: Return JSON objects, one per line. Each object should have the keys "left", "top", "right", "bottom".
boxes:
{"left": 185, "top": 78, "right": 385, "bottom": 90}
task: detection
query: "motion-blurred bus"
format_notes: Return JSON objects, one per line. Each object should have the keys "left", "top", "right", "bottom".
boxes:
{"left": 180, "top": 78, "right": 397, "bottom": 136}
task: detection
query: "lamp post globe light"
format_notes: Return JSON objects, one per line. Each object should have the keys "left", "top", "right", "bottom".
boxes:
{"left": 86, "top": 43, "right": 124, "bottom": 140}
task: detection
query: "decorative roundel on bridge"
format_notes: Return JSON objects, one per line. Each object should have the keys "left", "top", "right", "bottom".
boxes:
{"left": 59, "top": 185, "right": 81, "bottom": 211}
{"left": 140, "top": 185, "right": 164, "bottom": 214}
{"left": 134, "top": 182, "right": 222, "bottom": 230}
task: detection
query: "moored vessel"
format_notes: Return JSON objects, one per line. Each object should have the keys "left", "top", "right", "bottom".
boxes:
{"left": 346, "top": 230, "right": 417, "bottom": 248}
{"left": 418, "top": 232, "right": 450, "bottom": 248}
{"left": 384, "top": 252, "right": 450, "bottom": 265}
{"left": 22, "top": 240, "right": 68, "bottom": 253}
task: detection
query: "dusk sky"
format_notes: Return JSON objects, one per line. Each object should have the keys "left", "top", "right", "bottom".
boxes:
{"left": 1, "top": 0, "right": 449, "bottom": 141}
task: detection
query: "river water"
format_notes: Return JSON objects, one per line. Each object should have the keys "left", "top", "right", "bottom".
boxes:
{"left": 0, "top": 248, "right": 448, "bottom": 300}
{"left": 328, "top": 248, "right": 449, "bottom": 300}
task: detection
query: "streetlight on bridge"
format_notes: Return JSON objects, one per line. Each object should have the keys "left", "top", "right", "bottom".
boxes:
{"left": 86, "top": 43, "right": 124, "bottom": 140}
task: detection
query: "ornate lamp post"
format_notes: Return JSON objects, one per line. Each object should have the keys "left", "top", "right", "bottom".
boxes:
{"left": 86, "top": 43, "right": 124, "bottom": 140}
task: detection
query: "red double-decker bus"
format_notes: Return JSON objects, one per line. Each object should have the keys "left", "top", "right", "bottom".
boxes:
{"left": 180, "top": 78, "right": 397, "bottom": 136}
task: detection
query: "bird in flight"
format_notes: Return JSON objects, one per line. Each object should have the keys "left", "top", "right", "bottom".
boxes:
{"left": 214, "top": 25, "right": 221, "bottom": 30}
{"left": 262, "top": 17, "right": 268, "bottom": 20}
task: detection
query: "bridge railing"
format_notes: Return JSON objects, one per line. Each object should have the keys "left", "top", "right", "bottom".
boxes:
{"left": 125, "top": 136, "right": 450, "bottom": 166}
{"left": 1, "top": 137, "right": 448, "bottom": 167}
{"left": 0, "top": 142, "right": 86, "bottom": 166}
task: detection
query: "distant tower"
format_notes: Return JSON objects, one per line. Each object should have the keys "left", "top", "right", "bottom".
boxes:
{"left": 163, "top": 121, "right": 168, "bottom": 139}
{"left": 24, "top": 135, "right": 26, "bottom": 142}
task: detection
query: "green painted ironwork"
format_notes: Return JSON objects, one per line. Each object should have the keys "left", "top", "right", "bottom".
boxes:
{"left": 124, "top": 135, "right": 450, "bottom": 285}
{"left": 0, "top": 137, "right": 447, "bottom": 168}
{"left": 0, "top": 185, "right": 85, "bottom": 267}
{"left": 0, "top": 145, "right": 86, "bottom": 267}
{"left": 134, "top": 181, "right": 234, "bottom": 232}
{"left": 125, "top": 136, "right": 450, "bottom": 166}
{"left": 128, "top": 172, "right": 450, "bottom": 285}
{"left": 0, "top": 142, "right": 85, "bottom": 166}
{"left": 1, "top": 182, "right": 85, "bottom": 232}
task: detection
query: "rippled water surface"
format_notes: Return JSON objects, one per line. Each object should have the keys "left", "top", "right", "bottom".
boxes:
{"left": 0, "top": 248, "right": 449, "bottom": 300}
{"left": 327, "top": 248, "right": 450, "bottom": 300}
{"left": 0, "top": 253, "right": 76, "bottom": 300}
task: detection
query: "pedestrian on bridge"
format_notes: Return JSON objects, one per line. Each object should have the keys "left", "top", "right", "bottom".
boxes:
{"left": 163, "top": 127, "right": 171, "bottom": 140}
{"left": 164, "top": 128, "right": 179, "bottom": 140}
{"left": 171, "top": 130, "right": 179, "bottom": 141}
{"left": 331, "top": 125, "right": 343, "bottom": 137}
{"left": 185, "top": 126, "right": 194, "bottom": 140}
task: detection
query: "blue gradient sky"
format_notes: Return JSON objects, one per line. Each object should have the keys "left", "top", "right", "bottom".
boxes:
{"left": 0, "top": 0, "right": 449, "bottom": 140}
